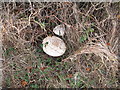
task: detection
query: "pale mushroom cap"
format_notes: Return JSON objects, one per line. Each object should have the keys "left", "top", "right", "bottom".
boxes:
{"left": 42, "top": 36, "right": 66, "bottom": 57}
{"left": 53, "top": 24, "right": 65, "bottom": 36}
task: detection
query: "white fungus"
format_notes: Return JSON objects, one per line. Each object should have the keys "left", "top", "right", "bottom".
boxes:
{"left": 42, "top": 36, "right": 66, "bottom": 57}
{"left": 53, "top": 24, "right": 65, "bottom": 36}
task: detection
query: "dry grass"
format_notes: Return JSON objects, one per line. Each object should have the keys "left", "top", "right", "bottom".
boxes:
{"left": 0, "top": 2, "right": 119, "bottom": 88}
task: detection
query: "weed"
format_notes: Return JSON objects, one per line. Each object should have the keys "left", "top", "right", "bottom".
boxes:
{"left": 30, "top": 84, "right": 39, "bottom": 88}
{"left": 34, "top": 20, "right": 46, "bottom": 30}
{"left": 4, "top": 47, "right": 16, "bottom": 57}
{"left": 79, "top": 28, "right": 94, "bottom": 43}
{"left": 5, "top": 77, "right": 11, "bottom": 87}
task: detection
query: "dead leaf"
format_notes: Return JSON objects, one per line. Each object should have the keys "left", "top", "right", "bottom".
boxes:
{"left": 86, "top": 68, "right": 91, "bottom": 71}
{"left": 40, "top": 67, "right": 47, "bottom": 71}
{"left": 106, "top": 43, "right": 110, "bottom": 46}
{"left": 21, "top": 80, "right": 28, "bottom": 87}
{"left": 67, "top": 74, "right": 73, "bottom": 78}
{"left": 117, "top": 15, "right": 120, "bottom": 19}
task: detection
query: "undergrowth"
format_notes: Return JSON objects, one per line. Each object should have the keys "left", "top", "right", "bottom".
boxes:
{"left": 0, "top": 2, "right": 119, "bottom": 88}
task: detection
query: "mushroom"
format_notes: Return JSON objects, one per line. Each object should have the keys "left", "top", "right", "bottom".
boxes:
{"left": 42, "top": 36, "right": 66, "bottom": 57}
{"left": 53, "top": 24, "right": 65, "bottom": 36}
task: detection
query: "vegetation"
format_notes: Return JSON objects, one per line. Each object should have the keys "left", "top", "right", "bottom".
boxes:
{"left": 0, "top": 2, "right": 119, "bottom": 88}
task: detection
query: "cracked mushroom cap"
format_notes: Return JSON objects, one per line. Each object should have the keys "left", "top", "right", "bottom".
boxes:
{"left": 42, "top": 36, "right": 66, "bottom": 57}
{"left": 53, "top": 24, "right": 65, "bottom": 36}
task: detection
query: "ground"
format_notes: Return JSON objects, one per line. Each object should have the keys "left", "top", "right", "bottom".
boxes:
{"left": 0, "top": 2, "right": 120, "bottom": 88}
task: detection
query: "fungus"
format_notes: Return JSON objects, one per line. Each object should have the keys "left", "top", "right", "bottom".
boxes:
{"left": 42, "top": 36, "right": 66, "bottom": 57}
{"left": 53, "top": 24, "right": 65, "bottom": 36}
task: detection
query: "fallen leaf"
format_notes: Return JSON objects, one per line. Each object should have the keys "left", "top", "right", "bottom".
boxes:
{"left": 86, "top": 68, "right": 91, "bottom": 71}
{"left": 106, "top": 43, "right": 110, "bottom": 46}
{"left": 21, "top": 80, "right": 28, "bottom": 87}
{"left": 117, "top": 15, "right": 120, "bottom": 19}
{"left": 67, "top": 74, "right": 73, "bottom": 78}
{"left": 40, "top": 67, "right": 47, "bottom": 71}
